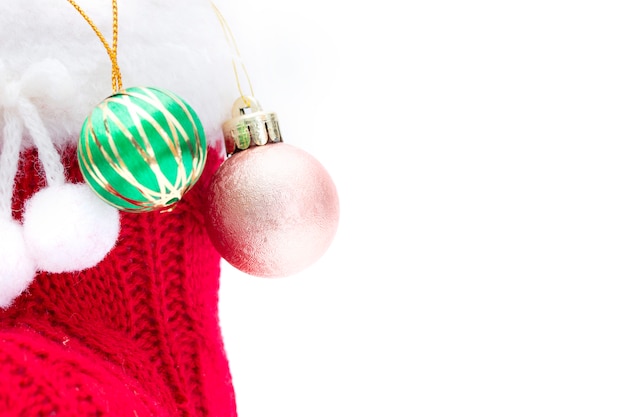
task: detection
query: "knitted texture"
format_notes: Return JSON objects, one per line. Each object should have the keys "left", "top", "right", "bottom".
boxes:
{"left": 0, "top": 145, "right": 237, "bottom": 416}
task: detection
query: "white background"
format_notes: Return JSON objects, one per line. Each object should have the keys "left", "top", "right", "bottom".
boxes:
{"left": 217, "top": 1, "right": 626, "bottom": 416}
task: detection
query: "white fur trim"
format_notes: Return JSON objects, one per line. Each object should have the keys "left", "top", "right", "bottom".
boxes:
{"left": 0, "top": 0, "right": 239, "bottom": 150}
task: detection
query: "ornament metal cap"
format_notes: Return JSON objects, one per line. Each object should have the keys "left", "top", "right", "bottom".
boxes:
{"left": 222, "top": 96, "right": 282, "bottom": 156}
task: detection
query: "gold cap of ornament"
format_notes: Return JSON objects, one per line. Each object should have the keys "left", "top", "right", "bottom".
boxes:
{"left": 222, "top": 96, "right": 282, "bottom": 156}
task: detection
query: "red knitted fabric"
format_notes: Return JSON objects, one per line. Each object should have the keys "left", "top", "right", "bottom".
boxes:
{"left": 0, "top": 144, "right": 237, "bottom": 416}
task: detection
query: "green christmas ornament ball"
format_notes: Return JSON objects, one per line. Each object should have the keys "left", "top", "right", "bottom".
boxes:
{"left": 78, "top": 86, "right": 207, "bottom": 212}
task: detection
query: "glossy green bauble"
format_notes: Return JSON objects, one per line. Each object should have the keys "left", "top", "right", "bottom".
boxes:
{"left": 78, "top": 86, "right": 207, "bottom": 212}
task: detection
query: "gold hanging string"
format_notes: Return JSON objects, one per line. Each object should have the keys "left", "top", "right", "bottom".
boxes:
{"left": 211, "top": 2, "right": 255, "bottom": 106}
{"left": 66, "top": 0, "right": 123, "bottom": 93}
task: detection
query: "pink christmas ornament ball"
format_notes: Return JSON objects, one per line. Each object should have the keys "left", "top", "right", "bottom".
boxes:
{"left": 206, "top": 142, "right": 339, "bottom": 278}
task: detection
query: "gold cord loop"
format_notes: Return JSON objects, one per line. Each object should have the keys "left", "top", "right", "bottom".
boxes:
{"left": 66, "top": 0, "right": 123, "bottom": 92}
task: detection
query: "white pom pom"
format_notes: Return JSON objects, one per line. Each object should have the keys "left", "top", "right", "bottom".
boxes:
{"left": 0, "top": 219, "right": 36, "bottom": 308}
{"left": 23, "top": 183, "right": 120, "bottom": 273}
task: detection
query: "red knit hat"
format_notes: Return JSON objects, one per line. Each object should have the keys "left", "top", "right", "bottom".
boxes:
{"left": 0, "top": 146, "right": 236, "bottom": 416}
{"left": 0, "top": 2, "right": 239, "bottom": 415}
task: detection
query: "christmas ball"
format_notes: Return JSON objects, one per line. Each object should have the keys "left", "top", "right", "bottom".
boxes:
{"left": 206, "top": 142, "right": 340, "bottom": 277}
{"left": 77, "top": 86, "right": 207, "bottom": 212}
{"left": 23, "top": 183, "right": 120, "bottom": 273}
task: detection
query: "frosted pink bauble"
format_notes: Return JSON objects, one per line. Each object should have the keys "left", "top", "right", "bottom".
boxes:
{"left": 206, "top": 143, "right": 339, "bottom": 277}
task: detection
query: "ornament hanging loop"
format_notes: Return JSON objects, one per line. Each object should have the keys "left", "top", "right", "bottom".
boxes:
{"left": 211, "top": 2, "right": 254, "bottom": 106}
{"left": 66, "top": 0, "right": 123, "bottom": 92}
